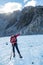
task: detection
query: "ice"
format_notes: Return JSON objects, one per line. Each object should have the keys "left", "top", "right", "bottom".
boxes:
{"left": 0, "top": 35, "right": 43, "bottom": 65}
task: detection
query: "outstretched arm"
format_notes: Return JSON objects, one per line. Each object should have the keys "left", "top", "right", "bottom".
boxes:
{"left": 15, "top": 34, "right": 20, "bottom": 37}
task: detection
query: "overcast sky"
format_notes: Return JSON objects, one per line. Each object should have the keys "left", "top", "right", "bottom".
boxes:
{"left": 0, "top": 0, "right": 43, "bottom": 13}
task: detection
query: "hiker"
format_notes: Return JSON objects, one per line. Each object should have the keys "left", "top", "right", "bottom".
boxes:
{"left": 10, "top": 34, "right": 22, "bottom": 58}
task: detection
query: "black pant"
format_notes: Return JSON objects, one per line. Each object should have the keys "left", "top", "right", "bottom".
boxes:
{"left": 12, "top": 43, "right": 21, "bottom": 56}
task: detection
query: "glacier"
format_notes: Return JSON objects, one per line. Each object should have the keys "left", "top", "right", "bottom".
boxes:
{"left": 0, "top": 35, "right": 43, "bottom": 65}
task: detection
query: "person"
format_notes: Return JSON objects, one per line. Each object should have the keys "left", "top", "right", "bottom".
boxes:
{"left": 10, "top": 34, "right": 22, "bottom": 58}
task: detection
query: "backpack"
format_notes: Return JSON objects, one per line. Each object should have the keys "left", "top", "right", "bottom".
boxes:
{"left": 10, "top": 36, "right": 17, "bottom": 44}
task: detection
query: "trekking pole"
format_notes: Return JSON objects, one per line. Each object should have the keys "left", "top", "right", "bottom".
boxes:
{"left": 10, "top": 49, "right": 13, "bottom": 60}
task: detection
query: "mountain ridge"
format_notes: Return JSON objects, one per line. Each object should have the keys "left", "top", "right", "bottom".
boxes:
{"left": 0, "top": 6, "right": 43, "bottom": 36}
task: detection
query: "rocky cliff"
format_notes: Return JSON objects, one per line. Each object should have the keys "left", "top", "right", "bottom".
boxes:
{"left": 0, "top": 6, "right": 43, "bottom": 36}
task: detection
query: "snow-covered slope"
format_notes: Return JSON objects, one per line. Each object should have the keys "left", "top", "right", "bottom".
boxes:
{"left": 0, "top": 35, "right": 43, "bottom": 65}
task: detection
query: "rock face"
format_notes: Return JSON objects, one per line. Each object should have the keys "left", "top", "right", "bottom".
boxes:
{"left": 0, "top": 6, "right": 43, "bottom": 36}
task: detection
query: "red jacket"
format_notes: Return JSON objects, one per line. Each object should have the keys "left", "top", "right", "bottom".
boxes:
{"left": 10, "top": 34, "right": 20, "bottom": 44}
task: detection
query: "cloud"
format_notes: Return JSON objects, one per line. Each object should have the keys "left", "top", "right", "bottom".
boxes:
{"left": 24, "top": 0, "right": 37, "bottom": 7}
{"left": 23, "top": 0, "right": 28, "bottom": 3}
{"left": 0, "top": 2, "right": 22, "bottom": 13}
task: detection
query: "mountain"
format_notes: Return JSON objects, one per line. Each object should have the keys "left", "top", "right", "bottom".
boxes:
{"left": 0, "top": 6, "right": 43, "bottom": 36}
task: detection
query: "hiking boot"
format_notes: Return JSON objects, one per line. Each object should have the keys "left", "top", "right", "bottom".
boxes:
{"left": 13, "top": 53, "right": 15, "bottom": 57}
{"left": 20, "top": 55, "right": 23, "bottom": 58}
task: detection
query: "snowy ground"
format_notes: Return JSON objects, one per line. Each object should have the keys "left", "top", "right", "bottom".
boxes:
{"left": 0, "top": 35, "right": 43, "bottom": 65}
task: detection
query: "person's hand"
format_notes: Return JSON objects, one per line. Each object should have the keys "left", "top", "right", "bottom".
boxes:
{"left": 19, "top": 31, "right": 22, "bottom": 35}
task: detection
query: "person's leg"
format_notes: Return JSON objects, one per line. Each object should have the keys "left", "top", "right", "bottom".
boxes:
{"left": 15, "top": 43, "right": 22, "bottom": 58}
{"left": 12, "top": 44, "right": 15, "bottom": 57}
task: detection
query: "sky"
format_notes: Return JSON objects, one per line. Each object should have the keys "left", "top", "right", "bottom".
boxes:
{"left": 0, "top": 0, "right": 43, "bottom": 13}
